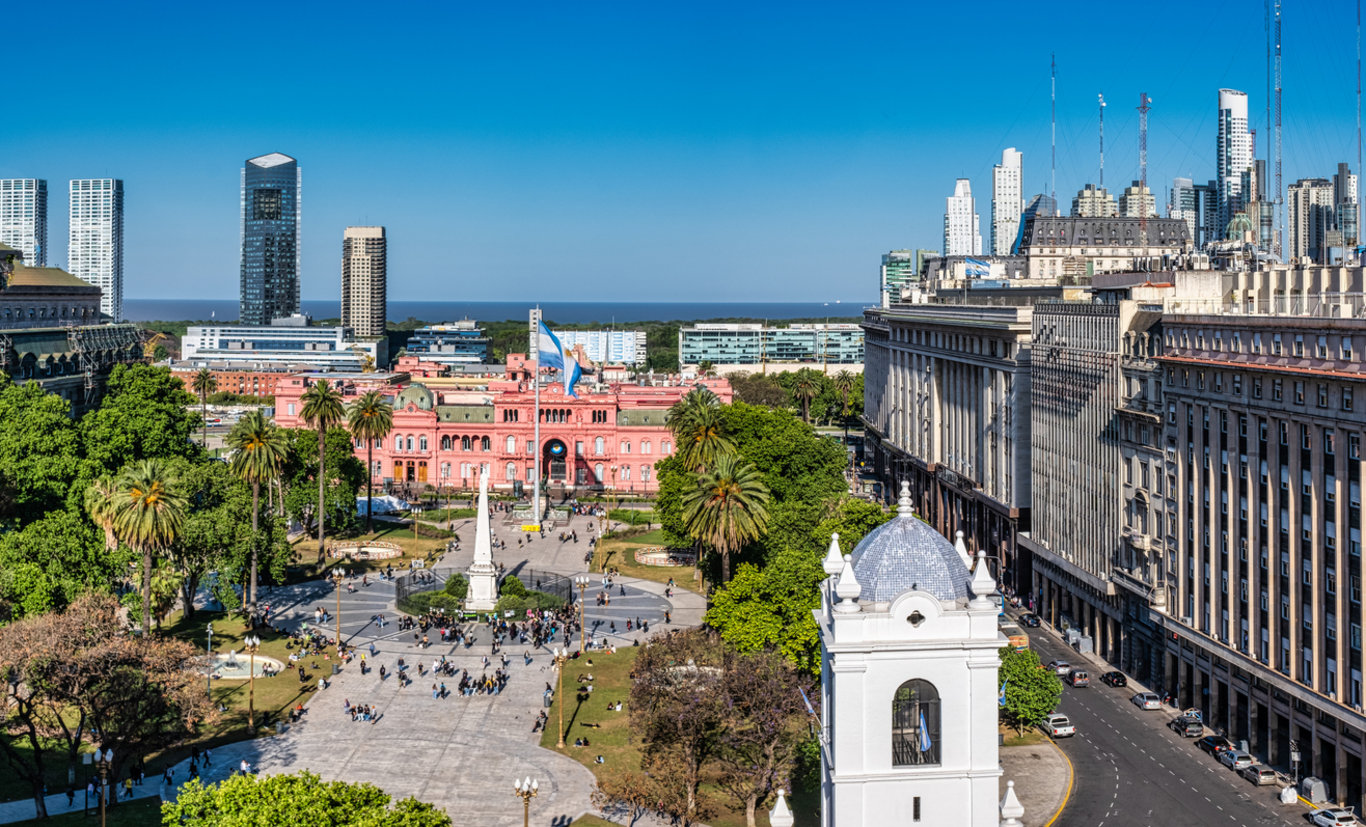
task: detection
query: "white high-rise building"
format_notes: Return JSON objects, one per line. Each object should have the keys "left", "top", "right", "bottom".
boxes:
{"left": 991, "top": 148, "right": 1023, "bottom": 255}
{"left": 1216, "top": 89, "right": 1252, "bottom": 235}
{"left": 1118, "top": 181, "right": 1156, "bottom": 218}
{"left": 341, "top": 226, "right": 387, "bottom": 338}
{"left": 552, "top": 329, "right": 647, "bottom": 365}
{"left": 68, "top": 179, "right": 124, "bottom": 321}
{"left": 0, "top": 179, "right": 47, "bottom": 266}
{"left": 943, "top": 179, "right": 982, "bottom": 257}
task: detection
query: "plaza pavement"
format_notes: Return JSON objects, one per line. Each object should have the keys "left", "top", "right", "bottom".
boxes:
{"left": 0, "top": 510, "right": 702, "bottom": 826}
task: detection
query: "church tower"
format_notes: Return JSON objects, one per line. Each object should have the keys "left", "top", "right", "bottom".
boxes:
{"left": 817, "top": 482, "right": 1003, "bottom": 827}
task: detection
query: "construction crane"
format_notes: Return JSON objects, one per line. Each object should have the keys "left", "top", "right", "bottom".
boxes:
{"left": 348, "top": 344, "right": 376, "bottom": 373}
{"left": 143, "top": 332, "right": 168, "bottom": 361}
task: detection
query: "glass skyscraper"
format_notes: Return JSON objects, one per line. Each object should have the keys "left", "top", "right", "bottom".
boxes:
{"left": 68, "top": 179, "right": 123, "bottom": 321}
{"left": 239, "top": 153, "right": 300, "bottom": 326}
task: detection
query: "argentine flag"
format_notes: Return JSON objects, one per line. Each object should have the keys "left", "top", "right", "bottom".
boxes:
{"left": 918, "top": 710, "right": 932, "bottom": 753}
{"left": 536, "top": 321, "right": 584, "bottom": 398}
{"left": 998, "top": 679, "right": 1008, "bottom": 707}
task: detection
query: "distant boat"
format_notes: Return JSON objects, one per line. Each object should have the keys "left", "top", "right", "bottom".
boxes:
{"left": 211, "top": 310, "right": 215, "bottom": 318}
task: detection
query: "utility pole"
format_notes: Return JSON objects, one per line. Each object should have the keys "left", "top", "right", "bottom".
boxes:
{"left": 1051, "top": 54, "right": 1057, "bottom": 203}
{"left": 1098, "top": 93, "right": 1106, "bottom": 189}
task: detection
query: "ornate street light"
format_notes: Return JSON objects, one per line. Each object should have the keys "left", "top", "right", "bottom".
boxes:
{"left": 574, "top": 575, "right": 592, "bottom": 653}
{"left": 93, "top": 747, "right": 113, "bottom": 827}
{"left": 330, "top": 568, "right": 345, "bottom": 660}
{"left": 244, "top": 634, "right": 262, "bottom": 734}
{"left": 512, "top": 776, "right": 539, "bottom": 827}
{"left": 551, "top": 646, "right": 571, "bottom": 748}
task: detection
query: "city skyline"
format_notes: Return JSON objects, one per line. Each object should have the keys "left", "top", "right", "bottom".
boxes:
{"left": 4, "top": 1, "right": 1364, "bottom": 304}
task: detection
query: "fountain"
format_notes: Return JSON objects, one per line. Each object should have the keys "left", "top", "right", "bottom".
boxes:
{"left": 206, "top": 648, "right": 283, "bottom": 680}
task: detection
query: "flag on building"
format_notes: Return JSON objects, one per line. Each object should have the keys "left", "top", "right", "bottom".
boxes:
{"left": 536, "top": 320, "right": 583, "bottom": 398}
{"left": 918, "top": 710, "right": 933, "bottom": 753}
{"left": 965, "top": 257, "right": 992, "bottom": 278}
{"left": 998, "top": 679, "right": 1008, "bottom": 707}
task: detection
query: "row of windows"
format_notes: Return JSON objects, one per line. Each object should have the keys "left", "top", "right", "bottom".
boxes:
{"left": 1167, "top": 368, "right": 1358, "bottom": 412}
{"left": 1170, "top": 327, "right": 1357, "bottom": 361}
{"left": 379, "top": 433, "right": 673, "bottom": 456}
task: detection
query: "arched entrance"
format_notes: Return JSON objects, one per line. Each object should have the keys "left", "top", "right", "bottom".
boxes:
{"left": 543, "top": 439, "right": 568, "bottom": 482}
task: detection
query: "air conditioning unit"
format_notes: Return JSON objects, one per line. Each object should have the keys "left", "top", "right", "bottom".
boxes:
{"left": 1181, "top": 616, "right": 1193, "bottom": 626}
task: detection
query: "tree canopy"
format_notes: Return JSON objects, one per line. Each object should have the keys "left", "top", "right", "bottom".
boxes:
{"left": 80, "top": 363, "right": 201, "bottom": 474}
{"left": 163, "top": 771, "right": 451, "bottom": 827}
{"left": 998, "top": 646, "right": 1064, "bottom": 735}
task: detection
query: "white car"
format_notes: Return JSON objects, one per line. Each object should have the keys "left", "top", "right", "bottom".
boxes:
{"left": 1130, "top": 692, "right": 1162, "bottom": 710}
{"left": 1041, "top": 713, "right": 1075, "bottom": 738}
{"left": 1218, "top": 749, "right": 1254, "bottom": 770}
{"left": 1310, "top": 808, "right": 1360, "bottom": 826}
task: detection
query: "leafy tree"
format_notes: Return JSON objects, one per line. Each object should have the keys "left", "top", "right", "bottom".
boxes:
{"left": 666, "top": 387, "right": 735, "bottom": 471}
{"left": 728, "top": 372, "right": 789, "bottom": 409}
{"left": 80, "top": 363, "right": 200, "bottom": 474}
{"left": 168, "top": 458, "right": 255, "bottom": 620}
{"left": 190, "top": 368, "right": 218, "bottom": 449}
{"left": 0, "top": 377, "right": 81, "bottom": 520}
{"left": 164, "top": 770, "right": 451, "bottom": 826}
{"left": 720, "top": 402, "right": 846, "bottom": 504}
{"left": 653, "top": 453, "right": 693, "bottom": 547}
{"left": 0, "top": 509, "right": 121, "bottom": 623}
{"left": 226, "top": 411, "right": 289, "bottom": 621}
{"left": 110, "top": 459, "right": 187, "bottom": 636}
{"left": 682, "top": 454, "right": 770, "bottom": 583}
{"left": 281, "top": 428, "right": 366, "bottom": 542}
{"left": 998, "top": 646, "right": 1063, "bottom": 736}
{"left": 300, "top": 379, "right": 347, "bottom": 561}
{"left": 347, "top": 391, "right": 393, "bottom": 533}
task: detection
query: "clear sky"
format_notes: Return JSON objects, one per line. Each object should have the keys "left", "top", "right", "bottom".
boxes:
{"left": 4, "top": 0, "right": 1362, "bottom": 303}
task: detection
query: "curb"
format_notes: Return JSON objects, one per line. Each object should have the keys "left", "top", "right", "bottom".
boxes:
{"left": 1041, "top": 735, "right": 1074, "bottom": 827}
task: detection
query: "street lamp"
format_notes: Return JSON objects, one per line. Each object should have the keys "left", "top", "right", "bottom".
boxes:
{"left": 93, "top": 747, "right": 113, "bottom": 827}
{"left": 205, "top": 622, "right": 214, "bottom": 698}
{"left": 574, "top": 575, "right": 591, "bottom": 653}
{"left": 609, "top": 466, "right": 618, "bottom": 531}
{"left": 244, "top": 634, "right": 261, "bottom": 734}
{"left": 330, "top": 568, "right": 345, "bottom": 660}
{"left": 552, "top": 647, "right": 569, "bottom": 748}
{"left": 512, "top": 776, "right": 539, "bottom": 827}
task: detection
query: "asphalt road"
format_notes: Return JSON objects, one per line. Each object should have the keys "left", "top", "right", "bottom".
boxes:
{"left": 1026, "top": 624, "right": 1310, "bottom": 827}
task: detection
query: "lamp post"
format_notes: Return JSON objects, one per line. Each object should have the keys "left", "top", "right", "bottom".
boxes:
{"left": 205, "top": 623, "right": 214, "bottom": 697}
{"left": 512, "top": 776, "right": 539, "bottom": 827}
{"left": 574, "top": 575, "right": 591, "bottom": 653}
{"left": 609, "top": 466, "right": 618, "bottom": 531}
{"left": 93, "top": 747, "right": 113, "bottom": 827}
{"left": 330, "top": 568, "right": 344, "bottom": 659}
{"left": 244, "top": 634, "right": 261, "bottom": 734}
{"left": 552, "top": 647, "right": 569, "bottom": 748}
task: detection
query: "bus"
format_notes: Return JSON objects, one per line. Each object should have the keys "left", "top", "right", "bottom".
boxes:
{"left": 999, "top": 622, "right": 1029, "bottom": 653}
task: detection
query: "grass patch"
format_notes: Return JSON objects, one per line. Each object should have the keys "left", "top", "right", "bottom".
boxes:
{"left": 285, "top": 524, "right": 450, "bottom": 582}
{"left": 607, "top": 508, "right": 655, "bottom": 527}
{"left": 593, "top": 529, "right": 702, "bottom": 594}
{"left": 7, "top": 795, "right": 161, "bottom": 826}
{"left": 570, "top": 817, "right": 617, "bottom": 827}
{"left": 418, "top": 507, "right": 477, "bottom": 523}
{"left": 1001, "top": 727, "right": 1046, "bottom": 748}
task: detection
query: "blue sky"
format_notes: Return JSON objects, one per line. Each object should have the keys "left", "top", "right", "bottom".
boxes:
{"left": 4, "top": 0, "right": 1362, "bottom": 303}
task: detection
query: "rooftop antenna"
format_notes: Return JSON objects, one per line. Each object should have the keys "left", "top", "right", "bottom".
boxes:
{"left": 1138, "top": 93, "right": 1152, "bottom": 248}
{"left": 1051, "top": 54, "right": 1057, "bottom": 203}
{"left": 1098, "top": 93, "right": 1106, "bottom": 188}
{"left": 1358, "top": 0, "right": 1363, "bottom": 250}
{"left": 1275, "top": 0, "right": 1283, "bottom": 260}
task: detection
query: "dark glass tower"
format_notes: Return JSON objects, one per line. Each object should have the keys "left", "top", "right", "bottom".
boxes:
{"left": 239, "top": 153, "right": 300, "bottom": 326}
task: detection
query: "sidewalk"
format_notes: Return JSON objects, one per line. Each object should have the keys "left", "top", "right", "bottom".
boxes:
{"left": 1001, "top": 740, "right": 1070, "bottom": 827}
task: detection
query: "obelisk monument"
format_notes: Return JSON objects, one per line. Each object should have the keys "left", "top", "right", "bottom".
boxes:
{"left": 465, "top": 467, "right": 498, "bottom": 611}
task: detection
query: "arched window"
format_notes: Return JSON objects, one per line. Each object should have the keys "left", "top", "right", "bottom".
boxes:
{"left": 594, "top": 437, "right": 604, "bottom": 456}
{"left": 480, "top": 436, "right": 491, "bottom": 452}
{"left": 419, "top": 436, "right": 428, "bottom": 451}
{"left": 506, "top": 462, "right": 517, "bottom": 481}
{"left": 621, "top": 465, "right": 631, "bottom": 481}
{"left": 406, "top": 436, "right": 414, "bottom": 451}
{"left": 621, "top": 441, "right": 631, "bottom": 454}
{"left": 663, "top": 440, "right": 672, "bottom": 454}
{"left": 462, "top": 436, "right": 471, "bottom": 451}
{"left": 441, "top": 435, "right": 451, "bottom": 451}
{"left": 394, "top": 435, "right": 403, "bottom": 452}
{"left": 642, "top": 440, "right": 652, "bottom": 454}
{"left": 892, "top": 680, "right": 941, "bottom": 766}
{"left": 594, "top": 463, "right": 604, "bottom": 483}
{"left": 507, "top": 435, "right": 517, "bottom": 453}
{"left": 641, "top": 465, "right": 650, "bottom": 482}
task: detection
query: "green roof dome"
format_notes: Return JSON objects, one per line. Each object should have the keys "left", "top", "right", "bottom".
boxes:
{"left": 395, "top": 383, "right": 435, "bottom": 411}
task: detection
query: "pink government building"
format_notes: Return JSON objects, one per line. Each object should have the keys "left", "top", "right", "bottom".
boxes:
{"left": 272, "top": 353, "right": 732, "bottom": 495}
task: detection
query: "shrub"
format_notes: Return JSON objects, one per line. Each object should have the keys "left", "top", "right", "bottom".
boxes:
{"left": 500, "top": 576, "right": 527, "bottom": 597}
{"left": 495, "top": 590, "right": 565, "bottom": 614}
{"left": 444, "top": 574, "right": 469, "bottom": 599}
{"left": 609, "top": 508, "right": 655, "bottom": 526}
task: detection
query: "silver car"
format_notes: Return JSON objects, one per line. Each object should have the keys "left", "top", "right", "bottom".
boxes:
{"left": 1130, "top": 692, "right": 1162, "bottom": 710}
{"left": 1218, "top": 749, "right": 1254, "bottom": 770}
{"left": 1238, "top": 764, "right": 1277, "bottom": 786}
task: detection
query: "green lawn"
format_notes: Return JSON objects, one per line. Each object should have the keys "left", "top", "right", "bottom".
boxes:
{"left": 7, "top": 796, "right": 161, "bottom": 826}
{"left": 285, "top": 524, "right": 451, "bottom": 582}
{"left": 592, "top": 529, "right": 702, "bottom": 594}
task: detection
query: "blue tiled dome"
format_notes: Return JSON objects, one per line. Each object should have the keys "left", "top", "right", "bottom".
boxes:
{"left": 848, "top": 483, "right": 971, "bottom": 603}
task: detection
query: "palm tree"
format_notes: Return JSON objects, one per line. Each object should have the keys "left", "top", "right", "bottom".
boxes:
{"left": 681, "top": 454, "right": 770, "bottom": 584}
{"left": 108, "top": 459, "right": 187, "bottom": 635}
{"left": 347, "top": 391, "right": 393, "bottom": 534}
{"left": 832, "top": 370, "right": 856, "bottom": 439}
{"left": 300, "top": 380, "right": 347, "bottom": 562}
{"left": 190, "top": 369, "right": 218, "bottom": 449}
{"left": 226, "top": 410, "right": 289, "bottom": 622}
{"left": 83, "top": 473, "right": 121, "bottom": 552}
{"left": 792, "top": 373, "right": 820, "bottom": 424}
{"left": 666, "top": 387, "right": 735, "bottom": 471}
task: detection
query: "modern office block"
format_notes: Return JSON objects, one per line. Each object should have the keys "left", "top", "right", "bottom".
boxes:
{"left": 551, "top": 329, "right": 647, "bottom": 364}
{"left": 991, "top": 148, "right": 1024, "bottom": 256}
{"left": 943, "top": 179, "right": 982, "bottom": 257}
{"left": 405, "top": 321, "right": 492, "bottom": 365}
{"left": 0, "top": 179, "right": 46, "bottom": 267}
{"left": 68, "top": 179, "right": 124, "bottom": 321}
{"left": 240, "top": 153, "right": 300, "bottom": 326}
{"left": 342, "top": 226, "right": 386, "bottom": 338}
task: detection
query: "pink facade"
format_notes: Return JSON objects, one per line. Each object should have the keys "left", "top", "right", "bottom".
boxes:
{"left": 274, "top": 355, "right": 731, "bottom": 495}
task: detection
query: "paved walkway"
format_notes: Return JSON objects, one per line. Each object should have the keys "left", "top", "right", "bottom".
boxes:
{"left": 1000, "top": 740, "right": 1071, "bottom": 826}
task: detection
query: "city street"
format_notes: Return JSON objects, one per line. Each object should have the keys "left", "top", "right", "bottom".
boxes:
{"left": 1027, "top": 626, "right": 1307, "bottom": 826}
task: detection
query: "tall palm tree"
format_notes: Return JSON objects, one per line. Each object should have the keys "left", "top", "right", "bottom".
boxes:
{"left": 83, "top": 473, "right": 121, "bottom": 552}
{"left": 792, "top": 373, "right": 820, "bottom": 424}
{"left": 347, "top": 391, "right": 393, "bottom": 534}
{"left": 666, "top": 387, "right": 735, "bottom": 471}
{"left": 300, "top": 380, "right": 347, "bottom": 562}
{"left": 832, "top": 370, "right": 856, "bottom": 439}
{"left": 108, "top": 459, "right": 187, "bottom": 635}
{"left": 681, "top": 454, "right": 770, "bottom": 584}
{"left": 190, "top": 369, "right": 218, "bottom": 449}
{"left": 226, "top": 410, "right": 289, "bottom": 622}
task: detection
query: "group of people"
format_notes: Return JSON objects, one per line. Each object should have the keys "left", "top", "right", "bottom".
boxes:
{"left": 343, "top": 698, "right": 380, "bottom": 723}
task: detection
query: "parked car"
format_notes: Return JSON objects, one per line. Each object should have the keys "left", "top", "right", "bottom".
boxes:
{"left": 1196, "top": 734, "right": 1236, "bottom": 755}
{"left": 1041, "top": 713, "right": 1075, "bottom": 738}
{"left": 1218, "top": 750, "right": 1255, "bottom": 770}
{"left": 1310, "top": 807, "right": 1361, "bottom": 826}
{"left": 1067, "top": 669, "right": 1090, "bottom": 687}
{"left": 1131, "top": 692, "right": 1163, "bottom": 710}
{"left": 1239, "top": 764, "right": 1278, "bottom": 786}
{"left": 1099, "top": 671, "right": 1128, "bottom": 687}
{"left": 1047, "top": 660, "right": 1072, "bottom": 676}
{"left": 1168, "top": 715, "right": 1203, "bottom": 737}
{"left": 1019, "top": 613, "right": 1041, "bottom": 628}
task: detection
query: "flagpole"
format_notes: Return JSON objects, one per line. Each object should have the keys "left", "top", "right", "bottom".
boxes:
{"left": 531, "top": 306, "right": 541, "bottom": 527}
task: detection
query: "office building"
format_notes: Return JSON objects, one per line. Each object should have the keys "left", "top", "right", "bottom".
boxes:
{"left": 678, "top": 323, "right": 864, "bottom": 373}
{"left": 0, "top": 179, "right": 46, "bottom": 266}
{"left": 405, "top": 321, "right": 491, "bottom": 366}
{"left": 1071, "top": 183, "right": 1117, "bottom": 218}
{"left": 1118, "top": 181, "right": 1156, "bottom": 218}
{"left": 992, "top": 148, "right": 1024, "bottom": 256}
{"left": 341, "top": 226, "right": 387, "bottom": 338}
{"left": 943, "top": 179, "right": 982, "bottom": 257}
{"left": 1288, "top": 178, "right": 1336, "bottom": 263}
{"left": 180, "top": 322, "right": 384, "bottom": 372}
{"left": 1217, "top": 89, "right": 1253, "bottom": 235}
{"left": 240, "top": 153, "right": 300, "bottom": 326}
{"left": 551, "top": 329, "right": 646, "bottom": 365}
{"left": 1336, "top": 163, "right": 1360, "bottom": 248}
{"left": 68, "top": 179, "right": 123, "bottom": 321}
{"left": 1015, "top": 215, "right": 1192, "bottom": 282}
{"left": 880, "top": 250, "right": 918, "bottom": 307}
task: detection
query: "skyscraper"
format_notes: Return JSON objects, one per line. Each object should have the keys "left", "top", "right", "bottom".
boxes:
{"left": 943, "top": 179, "right": 981, "bottom": 256}
{"left": 1071, "top": 184, "right": 1117, "bottom": 217}
{"left": 341, "top": 226, "right": 387, "bottom": 338}
{"left": 1287, "top": 177, "right": 1335, "bottom": 262}
{"left": 240, "top": 153, "right": 300, "bottom": 326}
{"left": 1168, "top": 177, "right": 1198, "bottom": 241}
{"left": 68, "top": 179, "right": 124, "bottom": 321}
{"left": 1216, "top": 89, "right": 1252, "bottom": 236}
{"left": 1117, "top": 181, "right": 1155, "bottom": 218}
{"left": 1334, "top": 162, "right": 1359, "bottom": 247}
{"left": 991, "top": 148, "right": 1023, "bottom": 256}
{"left": 0, "top": 179, "right": 47, "bottom": 266}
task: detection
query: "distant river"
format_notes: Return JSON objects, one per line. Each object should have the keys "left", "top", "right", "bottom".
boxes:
{"left": 123, "top": 299, "right": 867, "bottom": 324}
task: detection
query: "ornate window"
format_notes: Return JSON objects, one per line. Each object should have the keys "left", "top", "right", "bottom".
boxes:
{"left": 595, "top": 437, "right": 605, "bottom": 456}
{"left": 406, "top": 436, "right": 414, "bottom": 451}
{"left": 892, "top": 680, "right": 941, "bottom": 766}
{"left": 394, "top": 435, "right": 403, "bottom": 452}
{"left": 506, "top": 462, "right": 517, "bottom": 481}
{"left": 595, "top": 463, "right": 604, "bottom": 483}
{"left": 419, "top": 436, "right": 428, "bottom": 451}
{"left": 507, "top": 435, "right": 517, "bottom": 453}
{"left": 441, "top": 435, "right": 451, "bottom": 451}
{"left": 480, "top": 436, "right": 491, "bottom": 452}
{"left": 462, "top": 436, "right": 471, "bottom": 451}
